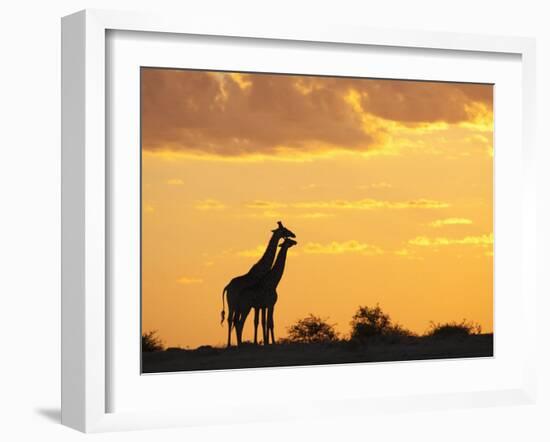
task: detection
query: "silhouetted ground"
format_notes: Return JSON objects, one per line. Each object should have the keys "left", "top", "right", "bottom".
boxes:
{"left": 142, "top": 333, "right": 493, "bottom": 373}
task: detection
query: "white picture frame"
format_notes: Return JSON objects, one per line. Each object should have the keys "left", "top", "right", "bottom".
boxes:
{"left": 61, "top": 9, "right": 537, "bottom": 433}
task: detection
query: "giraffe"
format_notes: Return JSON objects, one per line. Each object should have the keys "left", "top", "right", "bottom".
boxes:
{"left": 220, "top": 222, "right": 295, "bottom": 347}
{"left": 235, "top": 237, "right": 298, "bottom": 345}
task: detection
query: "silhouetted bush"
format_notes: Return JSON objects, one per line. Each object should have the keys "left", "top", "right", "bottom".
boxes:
{"left": 425, "top": 320, "right": 481, "bottom": 338}
{"left": 382, "top": 323, "right": 417, "bottom": 342}
{"left": 350, "top": 304, "right": 391, "bottom": 340}
{"left": 387, "top": 323, "right": 415, "bottom": 336}
{"left": 286, "top": 314, "right": 339, "bottom": 344}
{"left": 349, "top": 304, "right": 416, "bottom": 343}
{"left": 142, "top": 330, "right": 164, "bottom": 352}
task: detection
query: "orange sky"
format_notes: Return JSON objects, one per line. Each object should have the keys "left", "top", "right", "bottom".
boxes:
{"left": 141, "top": 68, "right": 493, "bottom": 349}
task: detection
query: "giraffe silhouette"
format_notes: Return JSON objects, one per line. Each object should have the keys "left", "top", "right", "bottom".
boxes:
{"left": 221, "top": 222, "right": 296, "bottom": 347}
{"left": 235, "top": 237, "right": 298, "bottom": 345}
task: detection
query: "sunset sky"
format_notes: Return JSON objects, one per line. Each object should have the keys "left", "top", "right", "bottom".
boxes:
{"left": 141, "top": 68, "right": 493, "bottom": 349}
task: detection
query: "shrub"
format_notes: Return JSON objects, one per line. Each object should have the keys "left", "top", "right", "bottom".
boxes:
{"left": 349, "top": 305, "right": 416, "bottom": 343}
{"left": 385, "top": 323, "right": 416, "bottom": 339}
{"left": 286, "top": 314, "right": 339, "bottom": 344}
{"left": 350, "top": 304, "right": 392, "bottom": 341}
{"left": 142, "top": 330, "right": 164, "bottom": 352}
{"left": 425, "top": 320, "right": 482, "bottom": 338}
{"left": 381, "top": 325, "right": 416, "bottom": 344}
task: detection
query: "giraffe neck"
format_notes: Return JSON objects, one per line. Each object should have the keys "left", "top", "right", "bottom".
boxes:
{"left": 267, "top": 246, "right": 289, "bottom": 290}
{"left": 249, "top": 232, "right": 280, "bottom": 275}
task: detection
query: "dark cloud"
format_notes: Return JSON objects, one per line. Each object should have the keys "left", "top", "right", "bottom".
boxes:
{"left": 141, "top": 69, "right": 492, "bottom": 157}
{"left": 355, "top": 80, "right": 492, "bottom": 124}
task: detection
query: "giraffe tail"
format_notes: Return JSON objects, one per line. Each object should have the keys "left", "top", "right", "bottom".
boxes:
{"left": 220, "top": 286, "right": 227, "bottom": 325}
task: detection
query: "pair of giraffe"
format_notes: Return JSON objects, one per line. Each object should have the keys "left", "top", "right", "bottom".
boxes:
{"left": 220, "top": 222, "right": 297, "bottom": 347}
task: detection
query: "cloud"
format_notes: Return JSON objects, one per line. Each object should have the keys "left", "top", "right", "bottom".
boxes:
{"left": 429, "top": 218, "right": 473, "bottom": 228}
{"left": 394, "top": 248, "right": 411, "bottom": 256}
{"left": 243, "top": 198, "right": 449, "bottom": 211}
{"left": 245, "top": 200, "right": 287, "bottom": 210}
{"left": 177, "top": 277, "right": 203, "bottom": 285}
{"left": 166, "top": 178, "right": 184, "bottom": 185}
{"left": 393, "top": 248, "right": 424, "bottom": 260}
{"left": 354, "top": 79, "right": 492, "bottom": 125}
{"left": 247, "top": 211, "right": 284, "bottom": 219}
{"left": 304, "top": 240, "right": 383, "bottom": 255}
{"left": 357, "top": 182, "right": 393, "bottom": 190}
{"left": 409, "top": 233, "right": 493, "bottom": 247}
{"left": 240, "top": 198, "right": 449, "bottom": 215}
{"left": 194, "top": 199, "right": 226, "bottom": 210}
{"left": 142, "top": 70, "right": 372, "bottom": 158}
{"left": 238, "top": 241, "right": 438, "bottom": 259}
{"left": 296, "top": 212, "right": 335, "bottom": 219}
{"left": 141, "top": 69, "right": 493, "bottom": 159}
{"left": 292, "top": 198, "right": 449, "bottom": 210}
{"left": 237, "top": 197, "right": 450, "bottom": 223}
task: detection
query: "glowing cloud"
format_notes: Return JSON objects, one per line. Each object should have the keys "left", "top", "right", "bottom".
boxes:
{"left": 297, "top": 213, "right": 335, "bottom": 219}
{"left": 194, "top": 199, "right": 226, "bottom": 210}
{"left": 242, "top": 198, "right": 448, "bottom": 211}
{"left": 394, "top": 248, "right": 411, "bottom": 256}
{"left": 409, "top": 233, "right": 493, "bottom": 247}
{"left": 241, "top": 198, "right": 449, "bottom": 215}
{"left": 393, "top": 248, "right": 424, "bottom": 260}
{"left": 252, "top": 211, "right": 283, "bottom": 219}
{"left": 141, "top": 69, "right": 493, "bottom": 159}
{"left": 357, "top": 182, "right": 393, "bottom": 190}
{"left": 304, "top": 240, "right": 383, "bottom": 255}
{"left": 430, "top": 218, "right": 473, "bottom": 228}
{"left": 245, "top": 200, "right": 287, "bottom": 209}
{"left": 293, "top": 198, "right": 449, "bottom": 210}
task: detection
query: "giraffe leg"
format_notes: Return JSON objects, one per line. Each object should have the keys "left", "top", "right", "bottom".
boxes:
{"left": 236, "top": 306, "right": 252, "bottom": 346}
{"left": 261, "top": 308, "right": 267, "bottom": 345}
{"left": 234, "top": 310, "right": 242, "bottom": 346}
{"left": 268, "top": 307, "right": 275, "bottom": 345}
{"left": 235, "top": 309, "right": 244, "bottom": 345}
{"left": 227, "top": 308, "right": 233, "bottom": 348}
{"left": 253, "top": 307, "right": 259, "bottom": 345}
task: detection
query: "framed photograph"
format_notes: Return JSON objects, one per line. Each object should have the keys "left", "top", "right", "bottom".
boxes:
{"left": 139, "top": 67, "right": 496, "bottom": 373}
{"left": 61, "top": 9, "right": 537, "bottom": 432}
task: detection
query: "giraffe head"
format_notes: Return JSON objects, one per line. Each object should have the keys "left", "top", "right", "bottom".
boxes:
{"left": 272, "top": 221, "right": 296, "bottom": 239}
{"left": 279, "top": 237, "right": 298, "bottom": 248}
